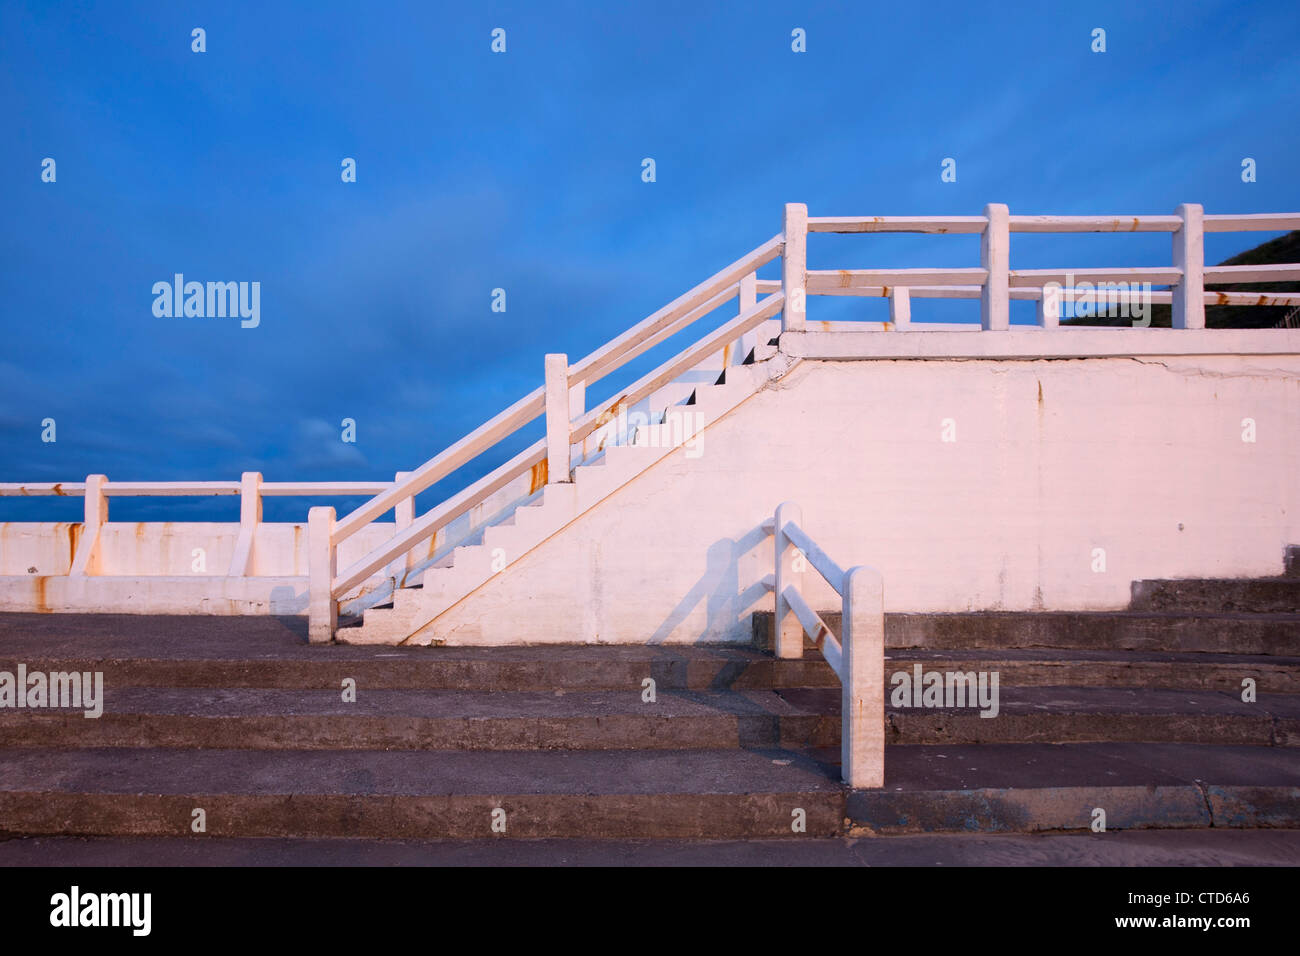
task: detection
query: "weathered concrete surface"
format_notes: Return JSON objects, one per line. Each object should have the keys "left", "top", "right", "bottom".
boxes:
{"left": 5, "top": 685, "right": 1296, "bottom": 751}
{"left": 3, "top": 829, "right": 1298, "bottom": 867}
{"left": 0, "top": 747, "right": 847, "bottom": 839}
{"left": 0, "top": 743, "right": 1295, "bottom": 839}
{"left": 755, "top": 609, "right": 1300, "bottom": 656}
{"left": 845, "top": 742, "right": 1300, "bottom": 834}
{"left": 1130, "top": 576, "right": 1300, "bottom": 613}
{"left": 0, "top": 614, "right": 832, "bottom": 689}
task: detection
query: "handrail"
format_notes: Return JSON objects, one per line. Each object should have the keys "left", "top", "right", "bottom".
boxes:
{"left": 329, "top": 234, "right": 783, "bottom": 558}
{"left": 768, "top": 501, "right": 884, "bottom": 789}
{"left": 570, "top": 292, "right": 784, "bottom": 444}
{"left": 568, "top": 235, "right": 782, "bottom": 389}
{"left": 781, "top": 519, "right": 846, "bottom": 594}
{"left": 331, "top": 438, "right": 546, "bottom": 599}
{"left": 0, "top": 480, "right": 393, "bottom": 497}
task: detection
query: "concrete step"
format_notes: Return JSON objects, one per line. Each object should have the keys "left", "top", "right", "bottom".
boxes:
{"left": 843, "top": 742, "right": 1300, "bottom": 834}
{"left": 889, "top": 647, "right": 1300, "bottom": 692}
{"left": 755, "top": 609, "right": 1300, "bottom": 656}
{"left": 781, "top": 685, "right": 1300, "bottom": 747}
{"left": 1130, "top": 577, "right": 1300, "bottom": 613}
{"left": 0, "top": 619, "right": 836, "bottom": 690}
{"left": 7, "top": 682, "right": 1295, "bottom": 751}
{"left": 0, "top": 746, "right": 847, "bottom": 839}
{"left": 0, "top": 742, "right": 1294, "bottom": 839}
{"left": 0, "top": 687, "right": 840, "bottom": 751}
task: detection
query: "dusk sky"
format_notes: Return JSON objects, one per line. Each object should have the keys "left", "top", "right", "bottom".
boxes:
{"left": 3, "top": 0, "right": 1298, "bottom": 521}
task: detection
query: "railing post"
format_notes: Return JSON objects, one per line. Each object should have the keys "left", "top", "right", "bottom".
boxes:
{"left": 69, "top": 474, "right": 108, "bottom": 576}
{"left": 544, "top": 353, "right": 571, "bottom": 483}
{"left": 1037, "top": 286, "right": 1060, "bottom": 328}
{"left": 308, "top": 506, "right": 337, "bottom": 644}
{"left": 889, "top": 287, "right": 911, "bottom": 329}
{"left": 773, "top": 501, "right": 804, "bottom": 659}
{"left": 980, "top": 202, "right": 1009, "bottom": 331}
{"left": 1172, "top": 202, "right": 1205, "bottom": 329}
{"left": 392, "top": 471, "right": 416, "bottom": 583}
{"left": 227, "top": 471, "right": 262, "bottom": 576}
{"left": 782, "top": 203, "right": 807, "bottom": 332}
{"left": 841, "top": 565, "right": 885, "bottom": 789}
{"left": 730, "top": 272, "right": 759, "bottom": 366}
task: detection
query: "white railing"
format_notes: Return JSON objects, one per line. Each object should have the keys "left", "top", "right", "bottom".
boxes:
{"left": 787, "top": 204, "right": 1300, "bottom": 330}
{"left": 763, "top": 501, "right": 884, "bottom": 789}
{"left": 0, "top": 476, "right": 394, "bottom": 577}
{"left": 6, "top": 203, "right": 1297, "bottom": 641}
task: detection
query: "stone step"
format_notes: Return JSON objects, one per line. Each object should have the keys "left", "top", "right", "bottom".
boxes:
{"left": 843, "top": 742, "right": 1300, "bottom": 834}
{"left": 0, "top": 687, "right": 840, "bottom": 751}
{"left": 802, "top": 685, "right": 1298, "bottom": 747}
{"left": 6, "top": 684, "right": 1295, "bottom": 751}
{"left": 0, "top": 618, "right": 834, "bottom": 691}
{"left": 0, "top": 742, "right": 1293, "bottom": 839}
{"left": 888, "top": 647, "right": 1300, "bottom": 692}
{"left": 755, "top": 609, "right": 1300, "bottom": 656}
{"left": 1129, "top": 577, "right": 1300, "bottom": 613}
{"left": 0, "top": 746, "right": 846, "bottom": 839}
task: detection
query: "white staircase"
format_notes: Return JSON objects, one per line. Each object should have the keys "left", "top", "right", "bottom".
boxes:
{"left": 342, "top": 329, "right": 792, "bottom": 644}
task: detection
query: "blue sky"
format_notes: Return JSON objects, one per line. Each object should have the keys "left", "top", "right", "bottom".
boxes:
{"left": 2, "top": 0, "right": 1298, "bottom": 521}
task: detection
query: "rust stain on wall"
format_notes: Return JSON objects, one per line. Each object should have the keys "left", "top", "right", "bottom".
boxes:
{"left": 529, "top": 460, "right": 548, "bottom": 494}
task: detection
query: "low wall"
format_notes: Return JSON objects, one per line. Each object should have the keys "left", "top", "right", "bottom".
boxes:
{"left": 414, "top": 331, "right": 1300, "bottom": 644}
{"left": 0, "top": 522, "right": 401, "bottom": 614}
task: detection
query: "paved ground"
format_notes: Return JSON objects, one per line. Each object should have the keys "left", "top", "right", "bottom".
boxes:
{"left": 2, "top": 829, "right": 1297, "bottom": 866}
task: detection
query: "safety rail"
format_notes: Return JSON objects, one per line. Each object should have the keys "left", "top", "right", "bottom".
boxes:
{"left": 790, "top": 205, "right": 1300, "bottom": 328}
{"left": 0, "top": 476, "right": 398, "bottom": 578}
{"left": 764, "top": 501, "right": 884, "bottom": 789}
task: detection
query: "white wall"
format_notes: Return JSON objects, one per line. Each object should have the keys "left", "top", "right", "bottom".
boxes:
{"left": 412, "top": 348, "right": 1300, "bottom": 644}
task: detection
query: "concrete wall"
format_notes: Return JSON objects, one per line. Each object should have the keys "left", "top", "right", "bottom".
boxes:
{"left": 416, "top": 346, "right": 1300, "bottom": 644}
{"left": 0, "top": 522, "right": 402, "bottom": 614}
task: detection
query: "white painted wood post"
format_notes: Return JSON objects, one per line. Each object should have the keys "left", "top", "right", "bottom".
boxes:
{"left": 227, "top": 471, "right": 262, "bottom": 576}
{"left": 308, "top": 506, "right": 337, "bottom": 643}
{"left": 392, "top": 471, "right": 416, "bottom": 583}
{"left": 980, "top": 203, "right": 1010, "bottom": 331}
{"left": 1172, "top": 202, "right": 1205, "bottom": 330}
{"left": 69, "top": 474, "right": 108, "bottom": 576}
{"left": 773, "top": 501, "right": 805, "bottom": 659}
{"left": 782, "top": 203, "right": 807, "bottom": 332}
{"left": 730, "top": 272, "right": 759, "bottom": 366}
{"left": 889, "top": 287, "right": 911, "bottom": 329}
{"left": 544, "top": 353, "right": 571, "bottom": 483}
{"left": 841, "top": 565, "right": 885, "bottom": 789}
{"left": 1037, "top": 286, "right": 1060, "bottom": 328}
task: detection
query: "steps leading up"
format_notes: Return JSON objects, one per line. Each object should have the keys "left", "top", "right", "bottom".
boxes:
{"left": 343, "top": 351, "right": 797, "bottom": 646}
{"left": 2, "top": 561, "right": 1298, "bottom": 844}
{"left": 844, "top": 743, "right": 1300, "bottom": 834}
{"left": 0, "top": 747, "right": 847, "bottom": 840}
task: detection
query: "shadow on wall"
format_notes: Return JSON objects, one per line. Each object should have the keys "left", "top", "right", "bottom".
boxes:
{"left": 649, "top": 522, "right": 771, "bottom": 645}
